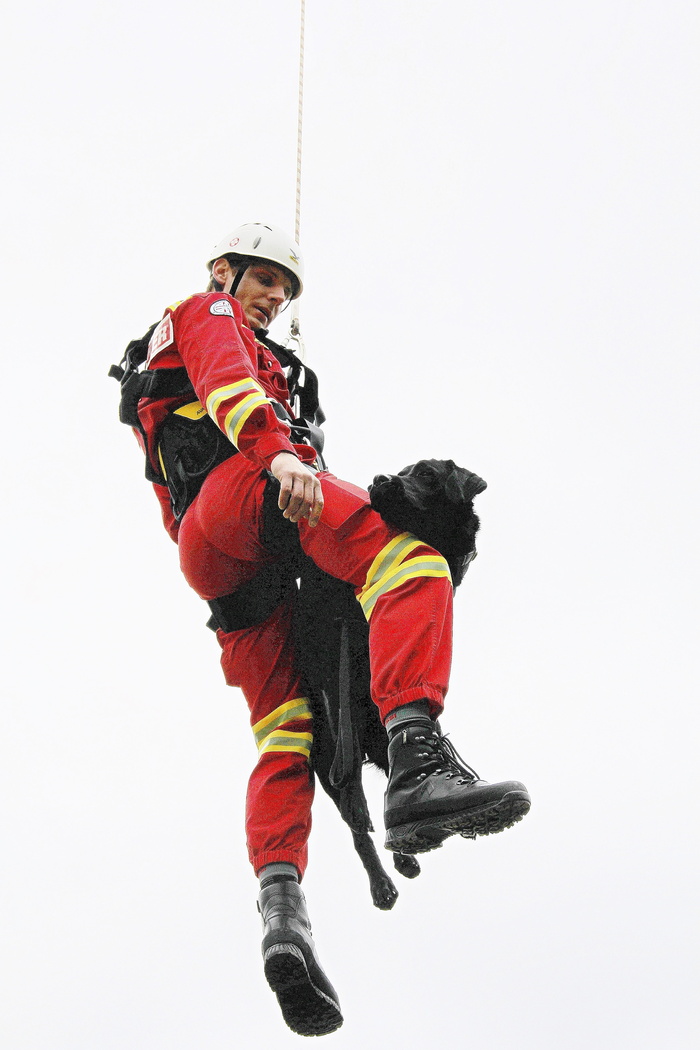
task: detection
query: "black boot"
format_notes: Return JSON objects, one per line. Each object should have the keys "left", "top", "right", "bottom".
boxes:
{"left": 384, "top": 718, "right": 531, "bottom": 854}
{"left": 258, "top": 878, "right": 343, "bottom": 1037}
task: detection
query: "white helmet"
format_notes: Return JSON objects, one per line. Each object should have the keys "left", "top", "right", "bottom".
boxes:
{"left": 207, "top": 222, "right": 304, "bottom": 299}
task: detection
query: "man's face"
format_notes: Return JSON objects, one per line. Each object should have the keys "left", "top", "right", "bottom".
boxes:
{"left": 232, "top": 262, "right": 294, "bottom": 330}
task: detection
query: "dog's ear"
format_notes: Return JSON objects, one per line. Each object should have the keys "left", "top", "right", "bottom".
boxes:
{"left": 444, "top": 465, "right": 487, "bottom": 505}
{"left": 444, "top": 470, "right": 465, "bottom": 505}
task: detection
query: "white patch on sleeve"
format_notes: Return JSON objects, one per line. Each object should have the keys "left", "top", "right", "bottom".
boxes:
{"left": 210, "top": 299, "right": 234, "bottom": 317}
{"left": 146, "top": 315, "right": 174, "bottom": 365}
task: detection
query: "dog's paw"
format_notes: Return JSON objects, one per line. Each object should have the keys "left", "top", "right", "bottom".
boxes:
{"left": 393, "top": 852, "right": 421, "bottom": 879}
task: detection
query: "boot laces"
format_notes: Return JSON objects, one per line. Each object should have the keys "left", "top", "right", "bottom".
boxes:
{"left": 413, "top": 726, "right": 480, "bottom": 784}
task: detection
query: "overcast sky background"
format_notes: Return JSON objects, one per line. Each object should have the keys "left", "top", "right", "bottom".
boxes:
{"left": 2, "top": 1, "right": 698, "bottom": 1047}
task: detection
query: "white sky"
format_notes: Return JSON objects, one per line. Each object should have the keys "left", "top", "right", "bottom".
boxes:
{"left": 2, "top": 1, "right": 698, "bottom": 1047}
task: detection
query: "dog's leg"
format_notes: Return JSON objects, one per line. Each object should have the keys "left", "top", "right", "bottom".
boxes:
{"left": 351, "top": 831, "right": 399, "bottom": 911}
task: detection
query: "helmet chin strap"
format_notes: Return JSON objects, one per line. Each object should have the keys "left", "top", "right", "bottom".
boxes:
{"left": 212, "top": 263, "right": 248, "bottom": 297}
{"left": 229, "top": 263, "right": 248, "bottom": 299}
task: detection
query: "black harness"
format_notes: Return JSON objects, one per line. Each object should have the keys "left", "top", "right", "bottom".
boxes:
{"left": 109, "top": 324, "right": 326, "bottom": 520}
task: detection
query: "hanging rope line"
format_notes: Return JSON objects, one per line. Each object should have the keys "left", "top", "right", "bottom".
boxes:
{"left": 295, "top": 0, "right": 305, "bottom": 246}
{"left": 288, "top": 0, "right": 306, "bottom": 358}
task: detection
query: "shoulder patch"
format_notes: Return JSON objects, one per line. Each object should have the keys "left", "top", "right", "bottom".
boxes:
{"left": 210, "top": 299, "right": 234, "bottom": 317}
{"left": 146, "top": 315, "right": 174, "bottom": 366}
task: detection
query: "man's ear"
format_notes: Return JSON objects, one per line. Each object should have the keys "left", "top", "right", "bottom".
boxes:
{"left": 211, "top": 257, "right": 233, "bottom": 290}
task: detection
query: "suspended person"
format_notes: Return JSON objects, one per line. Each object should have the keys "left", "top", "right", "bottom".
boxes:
{"left": 116, "top": 222, "right": 530, "bottom": 1037}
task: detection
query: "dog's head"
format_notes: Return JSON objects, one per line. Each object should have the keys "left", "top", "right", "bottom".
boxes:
{"left": 368, "top": 459, "right": 487, "bottom": 588}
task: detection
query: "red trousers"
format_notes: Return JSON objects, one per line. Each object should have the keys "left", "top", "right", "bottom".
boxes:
{"left": 178, "top": 454, "right": 453, "bottom": 878}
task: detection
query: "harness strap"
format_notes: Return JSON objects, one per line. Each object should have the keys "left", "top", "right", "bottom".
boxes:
{"left": 119, "top": 367, "right": 192, "bottom": 427}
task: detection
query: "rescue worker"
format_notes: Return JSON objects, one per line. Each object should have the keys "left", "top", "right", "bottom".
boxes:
{"left": 131, "top": 223, "right": 530, "bottom": 1037}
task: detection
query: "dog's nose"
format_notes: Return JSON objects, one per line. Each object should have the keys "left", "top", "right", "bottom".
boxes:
{"left": 371, "top": 474, "right": 392, "bottom": 487}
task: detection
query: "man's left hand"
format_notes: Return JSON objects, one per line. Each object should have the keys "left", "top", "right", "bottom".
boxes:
{"left": 270, "top": 452, "right": 324, "bottom": 527}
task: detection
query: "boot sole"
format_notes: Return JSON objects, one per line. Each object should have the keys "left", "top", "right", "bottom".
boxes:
{"left": 263, "top": 943, "right": 343, "bottom": 1036}
{"left": 384, "top": 790, "right": 531, "bottom": 855}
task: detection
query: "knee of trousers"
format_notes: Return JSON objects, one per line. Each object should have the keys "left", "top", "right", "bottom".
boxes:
{"left": 355, "top": 533, "right": 453, "bottom": 623}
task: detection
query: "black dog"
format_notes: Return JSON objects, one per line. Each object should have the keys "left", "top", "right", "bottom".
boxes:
{"left": 291, "top": 459, "right": 486, "bottom": 910}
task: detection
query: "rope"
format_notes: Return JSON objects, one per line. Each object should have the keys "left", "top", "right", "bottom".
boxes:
{"left": 288, "top": 0, "right": 306, "bottom": 357}
{"left": 295, "top": 0, "right": 305, "bottom": 245}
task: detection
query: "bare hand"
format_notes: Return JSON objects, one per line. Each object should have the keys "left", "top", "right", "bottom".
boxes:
{"left": 270, "top": 452, "right": 324, "bottom": 527}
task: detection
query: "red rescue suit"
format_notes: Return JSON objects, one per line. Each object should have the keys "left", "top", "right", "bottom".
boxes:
{"left": 138, "top": 292, "right": 454, "bottom": 877}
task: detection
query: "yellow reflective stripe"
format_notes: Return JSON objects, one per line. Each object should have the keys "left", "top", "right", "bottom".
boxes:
{"left": 252, "top": 698, "right": 312, "bottom": 747}
{"left": 225, "top": 391, "right": 270, "bottom": 445}
{"left": 361, "top": 556, "right": 451, "bottom": 617}
{"left": 263, "top": 745, "right": 313, "bottom": 758}
{"left": 360, "top": 556, "right": 452, "bottom": 620}
{"left": 173, "top": 400, "right": 206, "bottom": 419}
{"left": 205, "top": 378, "right": 265, "bottom": 419}
{"left": 157, "top": 445, "right": 168, "bottom": 480}
{"left": 360, "top": 533, "right": 423, "bottom": 598}
{"left": 258, "top": 731, "right": 313, "bottom": 759}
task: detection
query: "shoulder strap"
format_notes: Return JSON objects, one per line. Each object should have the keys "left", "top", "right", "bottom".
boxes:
{"left": 257, "top": 332, "right": 326, "bottom": 427}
